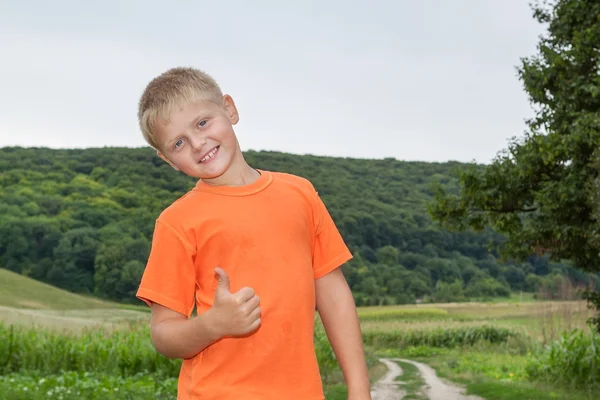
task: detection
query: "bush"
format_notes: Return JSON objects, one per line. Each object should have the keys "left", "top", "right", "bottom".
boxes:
{"left": 526, "top": 328, "right": 600, "bottom": 390}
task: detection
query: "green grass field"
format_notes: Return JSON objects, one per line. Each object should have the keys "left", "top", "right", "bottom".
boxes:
{"left": 358, "top": 297, "right": 593, "bottom": 343}
{"left": 359, "top": 297, "right": 596, "bottom": 400}
{"left": 0, "top": 268, "right": 597, "bottom": 399}
{"left": 0, "top": 268, "right": 149, "bottom": 332}
{"left": 0, "top": 268, "right": 113, "bottom": 310}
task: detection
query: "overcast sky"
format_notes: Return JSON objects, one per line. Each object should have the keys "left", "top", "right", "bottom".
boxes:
{"left": 0, "top": 0, "right": 546, "bottom": 163}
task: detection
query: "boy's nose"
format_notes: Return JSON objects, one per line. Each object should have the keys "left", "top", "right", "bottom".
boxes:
{"left": 190, "top": 136, "right": 207, "bottom": 150}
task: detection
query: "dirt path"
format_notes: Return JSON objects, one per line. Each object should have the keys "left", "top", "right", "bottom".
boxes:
{"left": 371, "top": 358, "right": 484, "bottom": 400}
{"left": 370, "top": 358, "right": 406, "bottom": 400}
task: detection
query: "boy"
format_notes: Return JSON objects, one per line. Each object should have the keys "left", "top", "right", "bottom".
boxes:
{"left": 135, "top": 67, "right": 371, "bottom": 400}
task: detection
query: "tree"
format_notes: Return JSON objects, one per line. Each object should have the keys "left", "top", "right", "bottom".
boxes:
{"left": 50, "top": 228, "right": 100, "bottom": 293}
{"left": 464, "top": 276, "right": 511, "bottom": 299}
{"left": 428, "top": 0, "right": 600, "bottom": 329}
{"left": 432, "top": 280, "right": 466, "bottom": 303}
{"left": 94, "top": 236, "right": 150, "bottom": 302}
{"left": 375, "top": 245, "right": 400, "bottom": 266}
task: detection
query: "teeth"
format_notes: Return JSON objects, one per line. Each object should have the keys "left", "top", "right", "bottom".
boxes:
{"left": 200, "top": 147, "right": 218, "bottom": 163}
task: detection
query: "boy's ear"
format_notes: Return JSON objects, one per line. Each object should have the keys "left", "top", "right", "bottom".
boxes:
{"left": 157, "top": 150, "right": 180, "bottom": 171}
{"left": 222, "top": 94, "right": 239, "bottom": 125}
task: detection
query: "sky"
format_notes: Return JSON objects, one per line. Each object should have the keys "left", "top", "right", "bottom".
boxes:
{"left": 0, "top": 0, "right": 546, "bottom": 164}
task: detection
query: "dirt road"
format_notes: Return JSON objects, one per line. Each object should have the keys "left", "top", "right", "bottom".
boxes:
{"left": 369, "top": 358, "right": 406, "bottom": 400}
{"left": 371, "top": 358, "right": 484, "bottom": 400}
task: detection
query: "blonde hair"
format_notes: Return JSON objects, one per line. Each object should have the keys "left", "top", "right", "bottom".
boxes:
{"left": 137, "top": 67, "right": 224, "bottom": 150}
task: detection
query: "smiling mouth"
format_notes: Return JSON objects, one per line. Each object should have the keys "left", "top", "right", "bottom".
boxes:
{"left": 199, "top": 146, "right": 219, "bottom": 163}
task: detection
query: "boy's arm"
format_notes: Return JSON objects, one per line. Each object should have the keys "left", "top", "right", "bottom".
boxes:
{"left": 316, "top": 267, "right": 372, "bottom": 400}
{"left": 150, "top": 267, "right": 261, "bottom": 359}
{"left": 150, "top": 303, "right": 220, "bottom": 359}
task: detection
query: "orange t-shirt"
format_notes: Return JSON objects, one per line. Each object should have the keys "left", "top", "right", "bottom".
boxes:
{"left": 136, "top": 170, "right": 352, "bottom": 400}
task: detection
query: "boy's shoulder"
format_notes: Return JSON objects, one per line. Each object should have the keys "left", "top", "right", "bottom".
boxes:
{"left": 154, "top": 188, "right": 197, "bottom": 226}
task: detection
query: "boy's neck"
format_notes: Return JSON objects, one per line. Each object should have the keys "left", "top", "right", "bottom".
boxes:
{"left": 202, "top": 161, "right": 260, "bottom": 187}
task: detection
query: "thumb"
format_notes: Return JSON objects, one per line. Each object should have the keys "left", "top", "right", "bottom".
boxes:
{"left": 214, "top": 267, "right": 230, "bottom": 294}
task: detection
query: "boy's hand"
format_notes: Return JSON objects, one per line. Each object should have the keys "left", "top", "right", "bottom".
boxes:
{"left": 210, "top": 267, "right": 261, "bottom": 338}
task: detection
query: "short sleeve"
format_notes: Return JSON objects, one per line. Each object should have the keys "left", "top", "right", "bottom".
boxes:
{"left": 136, "top": 219, "right": 197, "bottom": 317}
{"left": 312, "top": 191, "right": 353, "bottom": 279}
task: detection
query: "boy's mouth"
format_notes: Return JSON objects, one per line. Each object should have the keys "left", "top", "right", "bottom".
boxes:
{"left": 199, "top": 146, "right": 219, "bottom": 163}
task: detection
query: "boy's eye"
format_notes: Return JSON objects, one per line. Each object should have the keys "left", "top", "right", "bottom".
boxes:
{"left": 198, "top": 120, "right": 207, "bottom": 128}
{"left": 174, "top": 139, "right": 184, "bottom": 148}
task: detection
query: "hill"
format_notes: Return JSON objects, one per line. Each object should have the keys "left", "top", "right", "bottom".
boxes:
{"left": 0, "top": 146, "right": 596, "bottom": 306}
{"left": 0, "top": 267, "right": 149, "bottom": 331}
{"left": 0, "top": 268, "right": 111, "bottom": 310}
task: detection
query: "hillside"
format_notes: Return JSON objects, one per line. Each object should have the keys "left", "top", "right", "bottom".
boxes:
{"left": 0, "top": 267, "right": 149, "bottom": 331}
{"left": 0, "top": 268, "right": 111, "bottom": 310}
{"left": 0, "top": 146, "right": 596, "bottom": 306}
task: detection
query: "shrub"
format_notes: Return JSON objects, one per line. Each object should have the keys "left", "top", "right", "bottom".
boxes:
{"left": 526, "top": 327, "right": 600, "bottom": 390}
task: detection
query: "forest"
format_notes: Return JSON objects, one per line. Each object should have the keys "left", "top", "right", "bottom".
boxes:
{"left": 0, "top": 146, "right": 597, "bottom": 306}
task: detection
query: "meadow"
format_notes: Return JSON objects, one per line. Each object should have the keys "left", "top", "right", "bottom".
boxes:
{"left": 0, "top": 268, "right": 598, "bottom": 399}
{"left": 359, "top": 298, "right": 598, "bottom": 400}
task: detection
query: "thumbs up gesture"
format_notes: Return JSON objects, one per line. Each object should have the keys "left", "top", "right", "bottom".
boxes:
{"left": 211, "top": 267, "right": 262, "bottom": 338}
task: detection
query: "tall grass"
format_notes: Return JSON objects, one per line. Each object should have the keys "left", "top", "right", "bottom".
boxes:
{"left": 357, "top": 307, "right": 450, "bottom": 322}
{"left": 362, "top": 325, "right": 519, "bottom": 349}
{"left": 0, "top": 322, "right": 180, "bottom": 377}
{"left": 0, "top": 321, "right": 343, "bottom": 399}
{"left": 534, "top": 301, "right": 592, "bottom": 344}
{"left": 0, "top": 321, "right": 340, "bottom": 379}
{"left": 526, "top": 327, "right": 600, "bottom": 390}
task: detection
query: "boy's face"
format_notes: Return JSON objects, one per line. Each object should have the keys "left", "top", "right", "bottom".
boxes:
{"left": 155, "top": 95, "right": 242, "bottom": 181}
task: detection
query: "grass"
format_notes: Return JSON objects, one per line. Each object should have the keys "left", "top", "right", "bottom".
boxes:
{"left": 0, "top": 270, "right": 384, "bottom": 398}
{"left": 0, "top": 321, "right": 180, "bottom": 399}
{"left": 0, "top": 320, "right": 383, "bottom": 400}
{"left": 384, "top": 341, "right": 596, "bottom": 399}
{"left": 527, "top": 327, "right": 600, "bottom": 389}
{"left": 0, "top": 268, "right": 149, "bottom": 332}
{"left": 363, "top": 325, "right": 520, "bottom": 349}
{"left": 490, "top": 291, "right": 536, "bottom": 303}
{"left": 359, "top": 296, "right": 596, "bottom": 400}
{"left": 358, "top": 299, "right": 593, "bottom": 342}
{"left": 464, "top": 381, "right": 594, "bottom": 400}
{"left": 321, "top": 333, "right": 388, "bottom": 400}
{"left": 395, "top": 360, "right": 427, "bottom": 400}
{"left": 376, "top": 345, "right": 596, "bottom": 400}
{"left": 0, "top": 307, "right": 149, "bottom": 333}
{"left": 357, "top": 306, "right": 450, "bottom": 321}
{"left": 0, "top": 372, "right": 177, "bottom": 400}
{"left": 0, "top": 268, "right": 114, "bottom": 310}
{"left": 406, "top": 346, "right": 529, "bottom": 381}
{"left": 323, "top": 384, "right": 347, "bottom": 400}
{"left": 0, "top": 322, "right": 180, "bottom": 377}
{"left": 1, "top": 271, "right": 597, "bottom": 399}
